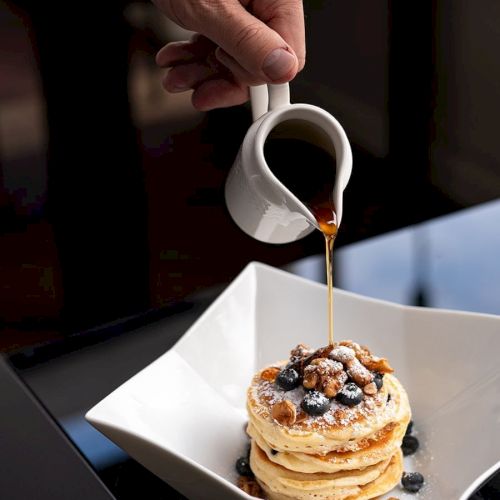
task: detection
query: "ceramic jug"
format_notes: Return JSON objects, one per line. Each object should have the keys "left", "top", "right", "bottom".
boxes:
{"left": 225, "top": 83, "right": 352, "bottom": 244}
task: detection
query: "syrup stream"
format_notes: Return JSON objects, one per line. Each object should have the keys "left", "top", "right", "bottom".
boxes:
{"left": 314, "top": 206, "right": 338, "bottom": 346}
{"left": 325, "top": 234, "right": 335, "bottom": 346}
{"left": 263, "top": 136, "right": 338, "bottom": 346}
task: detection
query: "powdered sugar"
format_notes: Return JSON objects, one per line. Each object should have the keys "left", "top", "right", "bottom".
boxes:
{"left": 256, "top": 380, "right": 306, "bottom": 407}
{"left": 253, "top": 376, "right": 389, "bottom": 429}
{"left": 329, "top": 346, "right": 355, "bottom": 363}
{"left": 306, "top": 358, "right": 343, "bottom": 375}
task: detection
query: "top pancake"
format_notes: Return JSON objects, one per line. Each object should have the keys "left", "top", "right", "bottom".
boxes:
{"left": 247, "top": 369, "right": 410, "bottom": 455}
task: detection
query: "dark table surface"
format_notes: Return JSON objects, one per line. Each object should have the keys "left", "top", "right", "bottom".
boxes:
{"left": 4, "top": 199, "right": 500, "bottom": 499}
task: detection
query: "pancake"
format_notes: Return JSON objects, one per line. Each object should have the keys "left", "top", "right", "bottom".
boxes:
{"left": 248, "top": 372, "right": 410, "bottom": 456}
{"left": 250, "top": 440, "right": 392, "bottom": 491}
{"left": 241, "top": 342, "right": 411, "bottom": 499}
{"left": 248, "top": 415, "right": 408, "bottom": 474}
{"left": 255, "top": 450, "right": 404, "bottom": 500}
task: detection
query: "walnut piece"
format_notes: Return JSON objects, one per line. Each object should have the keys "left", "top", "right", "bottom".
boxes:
{"left": 303, "top": 358, "right": 346, "bottom": 398}
{"left": 272, "top": 400, "right": 297, "bottom": 426}
{"left": 312, "top": 357, "right": 344, "bottom": 373}
{"left": 340, "top": 341, "right": 369, "bottom": 359}
{"left": 329, "top": 346, "right": 356, "bottom": 363}
{"left": 362, "top": 355, "right": 394, "bottom": 374}
{"left": 260, "top": 367, "right": 280, "bottom": 382}
{"left": 322, "top": 376, "right": 345, "bottom": 398}
{"left": 238, "top": 476, "right": 264, "bottom": 498}
{"left": 304, "top": 345, "right": 335, "bottom": 366}
{"left": 294, "top": 410, "right": 308, "bottom": 424}
{"left": 290, "top": 343, "right": 312, "bottom": 360}
{"left": 302, "top": 371, "right": 318, "bottom": 389}
{"left": 346, "top": 357, "right": 374, "bottom": 387}
{"left": 363, "top": 382, "right": 377, "bottom": 395}
{"left": 340, "top": 340, "right": 394, "bottom": 374}
{"left": 288, "top": 343, "right": 314, "bottom": 373}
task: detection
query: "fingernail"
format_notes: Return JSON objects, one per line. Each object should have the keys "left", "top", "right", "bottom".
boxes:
{"left": 262, "top": 48, "right": 296, "bottom": 81}
{"left": 165, "top": 80, "right": 189, "bottom": 93}
{"left": 163, "top": 71, "right": 189, "bottom": 92}
{"left": 172, "top": 82, "right": 189, "bottom": 92}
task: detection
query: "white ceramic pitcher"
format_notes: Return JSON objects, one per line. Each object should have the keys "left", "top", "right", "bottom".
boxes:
{"left": 225, "top": 83, "right": 353, "bottom": 244}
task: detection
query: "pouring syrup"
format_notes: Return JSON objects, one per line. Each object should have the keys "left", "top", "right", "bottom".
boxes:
{"left": 264, "top": 136, "right": 338, "bottom": 345}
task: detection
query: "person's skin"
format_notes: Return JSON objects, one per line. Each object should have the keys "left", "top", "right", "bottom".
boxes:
{"left": 152, "top": 0, "right": 306, "bottom": 110}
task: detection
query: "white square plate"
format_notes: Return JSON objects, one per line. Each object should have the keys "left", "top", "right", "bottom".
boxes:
{"left": 86, "top": 262, "right": 500, "bottom": 499}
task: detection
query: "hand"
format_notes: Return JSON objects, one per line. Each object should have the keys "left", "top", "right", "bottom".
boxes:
{"left": 152, "top": 0, "right": 305, "bottom": 110}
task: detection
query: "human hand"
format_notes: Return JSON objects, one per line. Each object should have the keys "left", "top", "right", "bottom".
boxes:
{"left": 152, "top": 0, "right": 305, "bottom": 110}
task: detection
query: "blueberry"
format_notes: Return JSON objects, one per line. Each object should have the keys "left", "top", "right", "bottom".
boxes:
{"left": 401, "top": 471, "right": 424, "bottom": 493}
{"left": 236, "top": 456, "right": 253, "bottom": 477}
{"left": 276, "top": 368, "right": 300, "bottom": 391}
{"left": 301, "top": 390, "right": 330, "bottom": 416}
{"left": 405, "top": 419, "right": 414, "bottom": 436}
{"left": 336, "top": 382, "right": 364, "bottom": 407}
{"left": 402, "top": 435, "right": 419, "bottom": 456}
{"left": 373, "top": 372, "right": 384, "bottom": 390}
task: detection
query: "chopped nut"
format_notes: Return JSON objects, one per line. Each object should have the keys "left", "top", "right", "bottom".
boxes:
{"left": 341, "top": 341, "right": 370, "bottom": 361}
{"left": 260, "top": 367, "right": 280, "bottom": 382}
{"left": 290, "top": 343, "right": 312, "bottom": 360}
{"left": 272, "top": 400, "right": 297, "bottom": 426}
{"left": 307, "top": 358, "right": 344, "bottom": 375}
{"left": 340, "top": 341, "right": 394, "bottom": 374}
{"left": 294, "top": 410, "right": 308, "bottom": 424}
{"left": 300, "top": 345, "right": 335, "bottom": 371}
{"left": 362, "top": 355, "right": 394, "bottom": 374}
{"left": 339, "top": 340, "right": 358, "bottom": 350}
{"left": 323, "top": 377, "right": 343, "bottom": 398}
{"left": 289, "top": 343, "right": 314, "bottom": 373}
{"left": 327, "top": 370, "right": 347, "bottom": 397}
{"left": 329, "top": 346, "right": 356, "bottom": 363}
{"left": 303, "top": 371, "right": 318, "bottom": 389}
{"left": 363, "top": 382, "right": 378, "bottom": 395}
{"left": 346, "top": 357, "right": 374, "bottom": 387}
{"left": 311, "top": 357, "right": 344, "bottom": 373}
{"left": 303, "top": 358, "right": 346, "bottom": 397}
{"left": 238, "top": 476, "right": 264, "bottom": 498}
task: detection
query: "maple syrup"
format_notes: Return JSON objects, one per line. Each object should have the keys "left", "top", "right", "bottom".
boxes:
{"left": 264, "top": 135, "right": 338, "bottom": 345}
{"left": 312, "top": 204, "right": 337, "bottom": 346}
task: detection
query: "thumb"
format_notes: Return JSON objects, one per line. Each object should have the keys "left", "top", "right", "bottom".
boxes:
{"left": 192, "top": 3, "right": 299, "bottom": 83}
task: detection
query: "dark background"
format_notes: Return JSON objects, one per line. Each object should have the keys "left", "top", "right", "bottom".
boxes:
{"left": 1, "top": 0, "right": 500, "bottom": 351}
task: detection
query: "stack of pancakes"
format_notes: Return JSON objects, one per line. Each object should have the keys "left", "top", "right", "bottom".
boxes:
{"left": 246, "top": 346, "right": 411, "bottom": 499}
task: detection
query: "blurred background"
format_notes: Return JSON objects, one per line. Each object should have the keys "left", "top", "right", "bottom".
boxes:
{"left": 1, "top": 0, "right": 500, "bottom": 351}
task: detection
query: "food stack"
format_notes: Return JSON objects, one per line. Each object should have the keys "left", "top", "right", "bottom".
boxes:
{"left": 245, "top": 342, "right": 411, "bottom": 500}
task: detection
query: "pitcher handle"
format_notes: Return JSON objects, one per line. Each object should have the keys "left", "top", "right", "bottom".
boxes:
{"left": 250, "top": 83, "right": 290, "bottom": 122}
